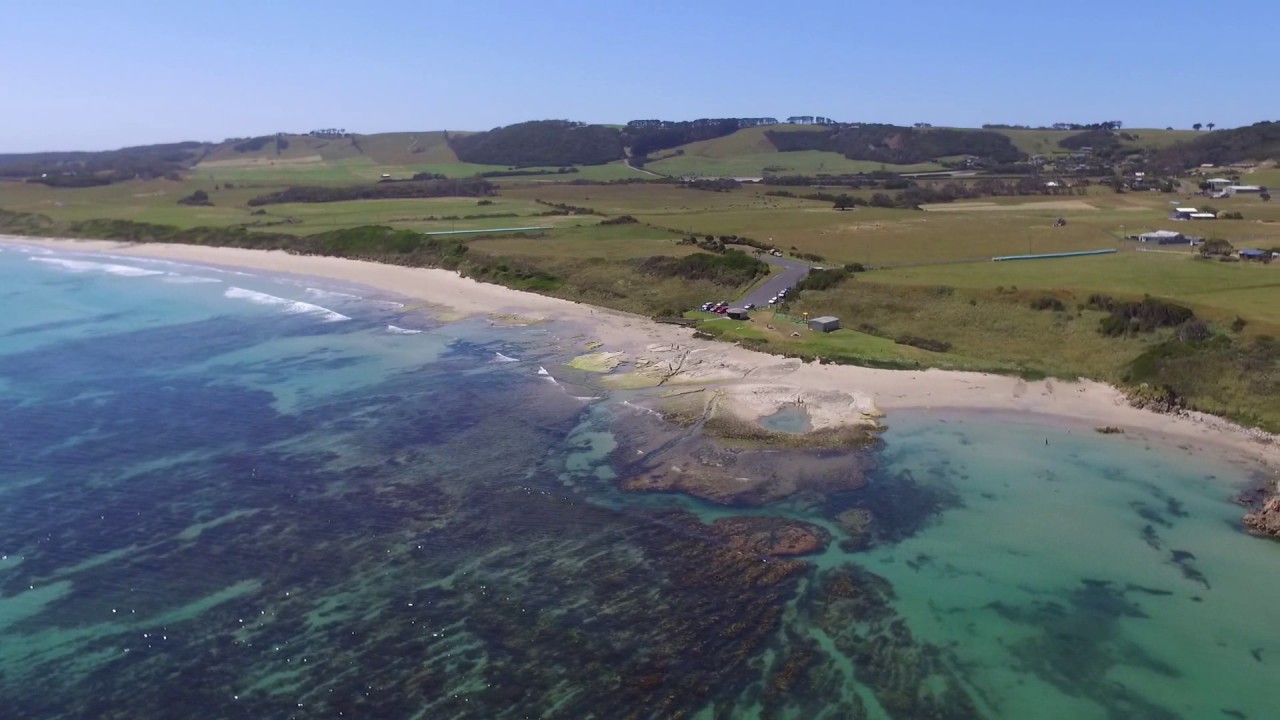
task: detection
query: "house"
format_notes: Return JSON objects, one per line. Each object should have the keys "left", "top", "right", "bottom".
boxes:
{"left": 1228, "top": 185, "right": 1264, "bottom": 195}
{"left": 808, "top": 316, "right": 841, "bottom": 333}
{"left": 1239, "top": 249, "right": 1268, "bottom": 261}
{"left": 1137, "top": 230, "right": 1185, "bottom": 244}
{"left": 726, "top": 308, "right": 750, "bottom": 320}
{"left": 1206, "top": 178, "right": 1233, "bottom": 188}
{"left": 1170, "top": 207, "right": 1198, "bottom": 220}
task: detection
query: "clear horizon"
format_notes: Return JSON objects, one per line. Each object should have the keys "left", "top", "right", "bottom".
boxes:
{"left": 3, "top": 0, "right": 1276, "bottom": 153}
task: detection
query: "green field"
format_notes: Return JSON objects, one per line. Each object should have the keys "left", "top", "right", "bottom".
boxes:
{"left": 470, "top": 223, "right": 691, "bottom": 260}
{"left": 871, "top": 251, "right": 1280, "bottom": 328}
{"left": 646, "top": 151, "right": 942, "bottom": 178}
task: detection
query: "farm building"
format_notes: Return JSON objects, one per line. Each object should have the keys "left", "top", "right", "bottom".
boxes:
{"left": 1239, "top": 249, "right": 1269, "bottom": 261}
{"left": 1170, "top": 207, "right": 1198, "bottom": 220}
{"left": 1189, "top": 212, "right": 1217, "bottom": 220}
{"left": 808, "top": 316, "right": 841, "bottom": 333}
{"left": 1206, "top": 178, "right": 1234, "bottom": 188}
{"left": 726, "top": 308, "right": 750, "bottom": 320}
{"left": 1136, "top": 230, "right": 1185, "bottom": 244}
{"left": 1228, "top": 185, "right": 1264, "bottom": 195}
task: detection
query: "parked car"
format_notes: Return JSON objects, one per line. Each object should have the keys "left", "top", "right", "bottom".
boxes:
{"left": 714, "top": 306, "right": 728, "bottom": 314}
{"left": 744, "top": 303, "right": 756, "bottom": 310}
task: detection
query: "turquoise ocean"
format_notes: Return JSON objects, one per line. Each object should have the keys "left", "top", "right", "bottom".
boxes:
{"left": 1, "top": 241, "right": 1277, "bottom": 719}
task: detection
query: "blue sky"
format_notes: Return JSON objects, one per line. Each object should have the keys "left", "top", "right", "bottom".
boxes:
{"left": 2, "top": 0, "right": 1276, "bottom": 151}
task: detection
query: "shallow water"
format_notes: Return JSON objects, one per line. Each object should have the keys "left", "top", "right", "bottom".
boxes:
{"left": 758, "top": 405, "right": 812, "bottom": 434}
{"left": 1, "top": 242, "right": 1277, "bottom": 719}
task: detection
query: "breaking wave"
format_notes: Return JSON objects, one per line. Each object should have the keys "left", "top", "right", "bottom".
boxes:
{"left": 224, "top": 287, "right": 351, "bottom": 322}
{"left": 31, "top": 257, "right": 166, "bottom": 277}
{"left": 305, "top": 287, "right": 363, "bottom": 302}
{"left": 162, "top": 274, "right": 222, "bottom": 285}
{"left": 386, "top": 325, "right": 423, "bottom": 335}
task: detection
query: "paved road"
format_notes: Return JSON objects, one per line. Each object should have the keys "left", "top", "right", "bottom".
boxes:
{"left": 740, "top": 254, "right": 811, "bottom": 308}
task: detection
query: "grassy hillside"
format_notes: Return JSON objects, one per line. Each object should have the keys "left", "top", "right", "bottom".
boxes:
{"left": 645, "top": 151, "right": 942, "bottom": 178}
{"left": 993, "top": 128, "right": 1200, "bottom": 156}
{"left": 1150, "top": 121, "right": 1280, "bottom": 171}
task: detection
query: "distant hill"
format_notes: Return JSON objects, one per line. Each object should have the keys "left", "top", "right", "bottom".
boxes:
{"left": 6, "top": 119, "right": 1277, "bottom": 185}
{"left": 641, "top": 125, "right": 946, "bottom": 177}
{"left": 991, "top": 127, "right": 1199, "bottom": 157}
{"left": 1148, "top": 121, "right": 1280, "bottom": 171}
{"left": 0, "top": 141, "right": 211, "bottom": 185}
{"left": 765, "top": 124, "right": 1023, "bottom": 165}
{"left": 448, "top": 120, "right": 624, "bottom": 167}
{"left": 620, "top": 118, "right": 778, "bottom": 159}
{"left": 197, "top": 132, "right": 463, "bottom": 168}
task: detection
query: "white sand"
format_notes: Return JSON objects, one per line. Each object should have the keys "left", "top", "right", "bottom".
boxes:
{"left": 8, "top": 235, "right": 1278, "bottom": 470}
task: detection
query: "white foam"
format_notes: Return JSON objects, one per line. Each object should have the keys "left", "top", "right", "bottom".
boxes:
{"left": 162, "top": 274, "right": 222, "bottom": 285}
{"left": 494, "top": 352, "right": 520, "bottom": 363}
{"left": 31, "top": 257, "right": 165, "bottom": 277}
{"left": 305, "top": 287, "right": 362, "bottom": 302}
{"left": 537, "top": 367, "right": 550, "bottom": 375}
{"left": 572, "top": 396, "right": 603, "bottom": 402}
{"left": 620, "top": 400, "right": 661, "bottom": 417}
{"left": 386, "top": 325, "right": 423, "bottom": 335}
{"left": 224, "top": 287, "right": 351, "bottom": 322}
{"left": 3, "top": 244, "right": 52, "bottom": 255}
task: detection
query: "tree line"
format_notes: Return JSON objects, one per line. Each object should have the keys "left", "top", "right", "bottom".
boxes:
{"left": 1146, "top": 121, "right": 1280, "bottom": 173}
{"left": 449, "top": 120, "right": 624, "bottom": 167}
{"left": 766, "top": 124, "right": 1023, "bottom": 165}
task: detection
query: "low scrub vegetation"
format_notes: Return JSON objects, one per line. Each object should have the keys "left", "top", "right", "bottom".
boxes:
{"left": 246, "top": 178, "right": 495, "bottom": 206}
{"left": 637, "top": 250, "right": 767, "bottom": 286}
{"left": 177, "top": 189, "right": 212, "bottom": 206}
{"left": 1089, "top": 295, "right": 1195, "bottom": 337}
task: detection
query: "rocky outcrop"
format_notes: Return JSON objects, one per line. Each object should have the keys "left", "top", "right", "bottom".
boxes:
{"left": 1243, "top": 496, "right": 1280, "bottom": 539}
{"left": 1124, "top": 383, "right": 1184, "bottom": 415}
{"left": 836, "top": 508, "right": 875, "bottom": 552}
{"left": 708, "top": 516, "right": 832, "bottom": 557}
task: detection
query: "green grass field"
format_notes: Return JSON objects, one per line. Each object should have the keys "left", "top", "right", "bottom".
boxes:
{"left": 645, "top": 150, "right": 942, "bottom": 178}
{"left": 696, "top": 311, "right": 1021, "bottom": 373}
{"left": 469, "top": 223, "right": 691, "bottom": 260}
{"left": 870, "top": 251, "right": 1280, "bottom": 328}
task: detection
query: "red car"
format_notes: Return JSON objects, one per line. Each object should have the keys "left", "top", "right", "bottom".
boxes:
{"left": 714, "top": 306, "right": 729, "bottom": 314}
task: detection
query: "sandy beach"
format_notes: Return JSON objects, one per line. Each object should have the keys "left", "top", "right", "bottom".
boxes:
{"left": 7, "top": 234, "right": 1279, "bottom": 472}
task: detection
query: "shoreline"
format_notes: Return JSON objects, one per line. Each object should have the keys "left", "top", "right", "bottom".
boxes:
{"left": 7, "top": 234, "right": 1279, "bottom": 475}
